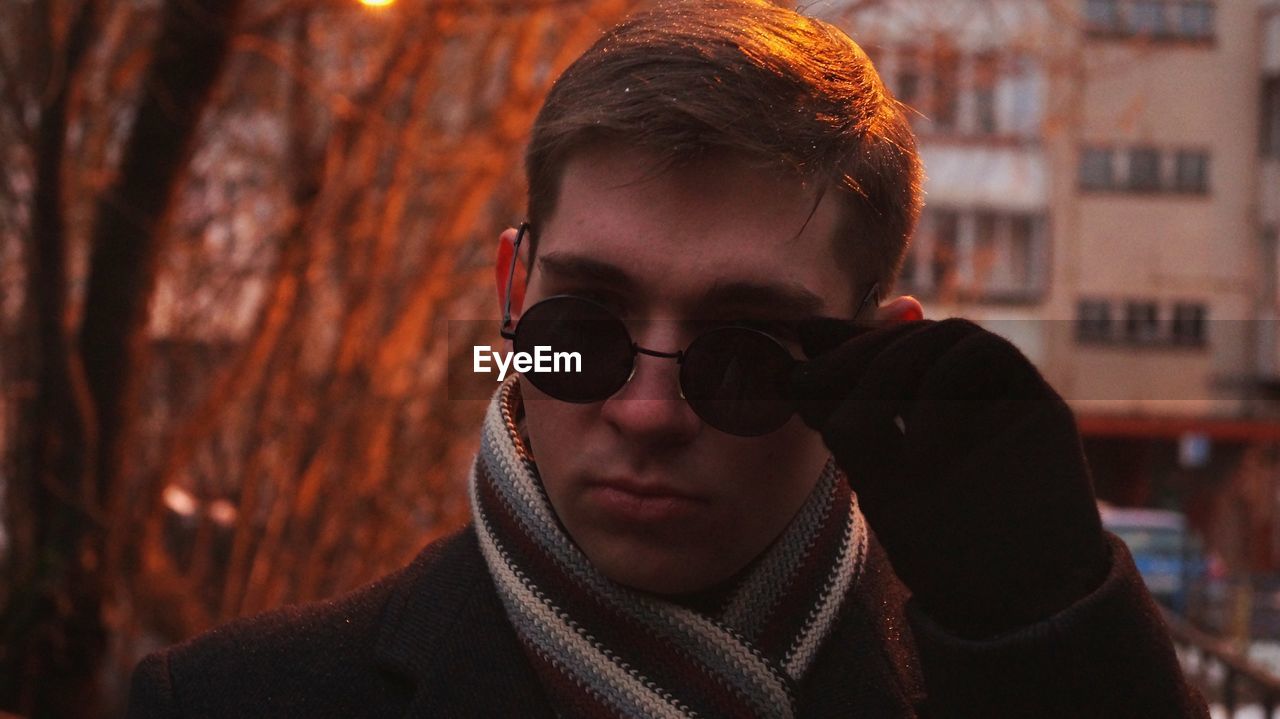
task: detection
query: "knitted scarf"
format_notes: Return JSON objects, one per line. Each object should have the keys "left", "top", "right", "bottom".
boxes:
{"left": 470, "top": 378, "right": 870, "bottom": 718}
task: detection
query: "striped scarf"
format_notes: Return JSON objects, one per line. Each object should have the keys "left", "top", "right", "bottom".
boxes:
{"left": 470, "top": 378, "right": 870, "bottom": 718}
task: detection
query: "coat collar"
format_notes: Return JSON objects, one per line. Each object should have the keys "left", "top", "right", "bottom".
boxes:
{"left": 373, "top": 527, "right": 555, "bottom": 718}
{"left": 372, "top": 525, "right": 924, "bottom": 718}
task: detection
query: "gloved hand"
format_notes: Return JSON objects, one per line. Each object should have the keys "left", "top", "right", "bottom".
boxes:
{"left": 791, "top": 318, "right": 1111, "bottom": 639}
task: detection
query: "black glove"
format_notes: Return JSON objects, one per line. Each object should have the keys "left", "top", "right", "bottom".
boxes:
{"left": 791, "top": 318, "right": 1111, "bottom": 639}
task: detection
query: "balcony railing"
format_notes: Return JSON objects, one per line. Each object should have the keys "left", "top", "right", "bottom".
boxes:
{"left": 1164, "top": 607, "right": 1280, "bottom": 717}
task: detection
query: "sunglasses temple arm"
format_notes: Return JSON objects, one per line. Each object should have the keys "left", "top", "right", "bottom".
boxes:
{"left": 793, "top": 283, "right": 883, "bottom": 359}
{"left": 501, "top": 222, "right": 530, "bottom": 330}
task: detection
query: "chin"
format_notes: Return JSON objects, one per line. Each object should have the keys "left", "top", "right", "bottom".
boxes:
{"left": 613, "top": 569, "right": 704, "bottom": 595}
{"left": 585, "top": 540, "right": 733, "bottom": 596}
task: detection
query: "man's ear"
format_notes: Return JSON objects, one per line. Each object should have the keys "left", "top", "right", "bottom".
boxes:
{"left": 495, "top": 227, "right": 529, "bottom": 321}
{"left": 875, "top": 295, "right": 924, "bottom": 322}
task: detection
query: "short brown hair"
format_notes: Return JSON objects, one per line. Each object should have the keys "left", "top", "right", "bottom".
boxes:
{"left": 525, "top": 0, "right": 922, "bottom": 304}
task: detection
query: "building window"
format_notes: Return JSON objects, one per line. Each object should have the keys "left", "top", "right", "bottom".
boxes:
{"left": 886, "top": 46, "right": 1041, "bottom": 139}
{"left": 931, "top": 210, "right": 960, "bottom": 293}
{"left": 931, "top": 45, "right": 959, "bottom": 131}
{"left": 1086, "top": 0, "right": 1120, "bottom": 30}
{"left": 1082, "top": 145, "right": 1210, "bottom": 195}
{"left": 1263, "top": 76, "right": 1280, "bottom": 159}
{"left": 1005, "top": 55, "right": 1041, "bottom": 136}
{"left": 1078, "top": 297, "right": 1209, "bottom": 347}
{"left": 898, "top": 69, "right": 920, "bottom": 107}
{"left": 1171, "top": 302, "right": 1207, "bottom": 346}
{"left": 973, "top": 53, "right": 999, "bottom": 135}
{"left": 1178, "top": 2, "right": 1214, "bottom": 39}
{"left": 974, "top": 212, "right": 1043, "bottom": 299}
{"left": 1263, "top": 229, "right": 1279, "bottom": 306}
{"left": 1077, "top": 299, "right": 1114, "bottom": 342}
{"left": 1174, "top": 150, "right": 1209, "bottom": 193}
{"left": 1127, "top": 0, "right": 1167, "bottom": 35}
{"left": 1080, "top": 147, "right": 1115, "bottom": 190}
{"left": 897, "top": 47, "right": 922, "bottom": 108}
{"left": 1128, "top": 147, "right": 1161, "bottom": 191}
{"left": 1084, "top": 0, "right": 1215, "bottom": 41}
{"left": 975, "top": 211, "right": 999, "bottom": 247}
{"left": 900, "top": 241, "right": 918, "bottom": 288}
{"left": 1007, "top": 215, "right": 1035, "bottom": 290}
{"left": 899, "top": 208, "right": 1045, "bottom": 302}
{"left": 972, "top": 211, "right": 999, "bottom": 295}
{"left": 1125, "top": 300, "right": 1161, "bottom": 343}
{"left": 974, "top": 89, "right": 998, "bottom": 135}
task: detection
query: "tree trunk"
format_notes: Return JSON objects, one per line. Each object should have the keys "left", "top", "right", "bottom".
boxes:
{"left": 1, "top": 0, "right": 245, "bottom": 715}
{"left": 1, "top": 1, "right": 102, "bottom": 714}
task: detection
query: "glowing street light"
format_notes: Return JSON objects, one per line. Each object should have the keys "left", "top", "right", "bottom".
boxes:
{"left": 358, "top": 0, "right": 394, "bottom": 6}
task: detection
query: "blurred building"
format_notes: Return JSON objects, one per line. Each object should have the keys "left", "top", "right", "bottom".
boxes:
{"left": 821, "top": 0, "right": 1280, "bottom": 574}
{"left": 1263, "top": 0, "right": 1280, "bottom": 386}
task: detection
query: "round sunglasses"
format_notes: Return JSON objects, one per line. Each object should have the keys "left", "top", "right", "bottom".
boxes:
{"left": 503, "top": 294, "right": 801, "bottom": 435}
{"left": 499, "top": 223, "right": 879, "bottom": 436}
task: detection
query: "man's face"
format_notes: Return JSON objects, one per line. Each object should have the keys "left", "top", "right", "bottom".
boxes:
{"left": 512, "top": 144, "right": 857, "bottom": 595}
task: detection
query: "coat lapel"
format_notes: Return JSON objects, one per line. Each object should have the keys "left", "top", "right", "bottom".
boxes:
{"left": 372, "top": 526, "right": 926, "bottom": 718}
{"left": 797, "top": 532, "right": 928, "bottom": 717}
{"left": 374, "top": 527, "right": 554, "bottom": 718}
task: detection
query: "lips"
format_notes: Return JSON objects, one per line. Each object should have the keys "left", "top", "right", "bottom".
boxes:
{"left": 583, "top": 476, "right": 708, "bottom": 524}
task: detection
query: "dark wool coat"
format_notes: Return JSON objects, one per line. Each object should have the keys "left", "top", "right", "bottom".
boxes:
{"left": 127, "top": 526, "right": 1208, "bottom": 718}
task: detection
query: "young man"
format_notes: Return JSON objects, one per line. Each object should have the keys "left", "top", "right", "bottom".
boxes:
{"left": 129, "top": 1, "right": 1208, "bottom": 716}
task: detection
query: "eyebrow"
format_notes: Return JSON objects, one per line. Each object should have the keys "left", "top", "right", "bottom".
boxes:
{"left": 536, "top": 253, "right": 640, "bottom": 293}
{"left": 701, "top": 279, "right": 826, "bottom": 317}
{"left": 536, "top": 251, "right": 825, "bottom": 317}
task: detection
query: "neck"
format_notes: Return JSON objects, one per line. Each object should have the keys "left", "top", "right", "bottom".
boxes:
{"left": 661, "top": 573, "right": 745, "bottom": 615}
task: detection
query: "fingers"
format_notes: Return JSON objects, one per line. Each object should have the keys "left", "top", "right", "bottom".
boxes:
{"left": 790, "top": 319, "right": 989, "bottom": 432}
{"left": 794, "top": 316, "right": 881, "bottom": 358}
{"left": 914, "top": 328, "right": 1053, "bottom": 403}
{"left": 845, "top": 319, "right": 985, "bottom": 403}
{"left": 815, "top": 320, "right": 986, "bottom": 492}
{"left": 790, "top": 320, "right": 929, "bottom": 430}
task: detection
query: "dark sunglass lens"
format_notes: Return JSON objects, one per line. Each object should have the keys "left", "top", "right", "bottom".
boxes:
{"left": 514, "top": 296, "right": 633, "bottom": 402}
{"left": 681, "top": 327, "right": 796, "bottom": 436}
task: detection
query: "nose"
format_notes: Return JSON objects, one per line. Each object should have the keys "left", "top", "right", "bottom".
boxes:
{"left": 599, "top": 328, "right": 701, "bottom": 444}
